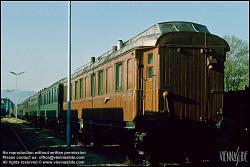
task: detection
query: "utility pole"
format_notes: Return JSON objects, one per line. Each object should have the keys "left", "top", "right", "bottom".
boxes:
{"left": 67, "top": 0, "right": 72, "bottom": 148}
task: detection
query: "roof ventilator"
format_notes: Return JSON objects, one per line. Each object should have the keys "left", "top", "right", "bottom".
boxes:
{"left": 112, "top": 46, "right": 117, "bottom": 52}
{"left": 117, "top": 40, "right": 123, "bottom": 50}
{"left": 91, "top": 57, "right": 95, "bottom": 64}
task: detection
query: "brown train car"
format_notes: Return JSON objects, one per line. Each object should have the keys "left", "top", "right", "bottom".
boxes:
{"left": 62, "top": 21, "right": 229, "bottom": 163}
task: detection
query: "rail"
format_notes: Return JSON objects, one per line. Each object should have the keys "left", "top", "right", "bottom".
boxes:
{"left": 8, "top": 121, "right": 29, "bottom": 151}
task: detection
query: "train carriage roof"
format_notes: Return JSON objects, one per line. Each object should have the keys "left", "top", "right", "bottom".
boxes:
{"left": 158, "top": 21, "right": 210, "bottom": 34}
{"left": 73, "top": 21, "right": 212, "bottom": 78}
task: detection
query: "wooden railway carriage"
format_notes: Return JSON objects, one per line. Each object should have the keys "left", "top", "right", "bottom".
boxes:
{"left": 17, "top": 21, "right": 229, "bottom": 164}
{"left": 62, "top": 21, "right": 229, "bottom": 162}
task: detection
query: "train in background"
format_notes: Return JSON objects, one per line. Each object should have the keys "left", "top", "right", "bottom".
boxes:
{"left": 17, "top": 21, "right": 233, "bottom": 164}
{"left": 1, "top": 98, "right": 15, "bottom": 117}
{"left": 17, "top": 80, "right": 64, "bottom": 128}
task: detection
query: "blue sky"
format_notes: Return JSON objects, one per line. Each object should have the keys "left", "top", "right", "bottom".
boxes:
{"left": 1, "top": 1, "right": 249, "bottom": 92}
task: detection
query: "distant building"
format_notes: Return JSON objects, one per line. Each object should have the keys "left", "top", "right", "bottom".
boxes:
{"left": 1, "top": 98, "right": 15, "bottom": 117}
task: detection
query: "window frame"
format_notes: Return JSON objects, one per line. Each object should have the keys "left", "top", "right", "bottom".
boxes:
{"left": 147, "top": 52, "right": 154, "bottom": 79}
{"left": 52, "top": 89, "right": 54, "bottom": 103}
{"left": 91, "top": 73, "right": 96, "bottom": 97}
{"left": 147, "top": 66, "right": 154, "bottom": 78}
{"left": 64, "top": 86, "right": 67, "bottom": 102}
{"left": 84, "top": 77, "right": 87, "bottom": 97}
{"left": 75, "top": 80, "right": 78, "bottom": 100}
{"left": 115, "top": 62, "right": 123, "bottom": 92}
{"left": 148, "top": 53, "right": 154, "bottom": 64}
{"left": 98, "top": 70, "right": 104, "bottom": 96}
{"left": 79, "top": 78, "right": 83, "bottom": 99}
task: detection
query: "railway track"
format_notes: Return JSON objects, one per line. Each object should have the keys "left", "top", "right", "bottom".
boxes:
{"left": 1, "top": 118, "right": 128, "bottom": 166}
{"left": 2, "top": 118, "right": 231, "bottom": 166}
{"left": 0, "top": 118, "right": 188, "bottom": 166}
{"left": 1, "top": 118, "right": 29, "bottom": 151}
{"left": 8, "top": 123, "right": 29, "bottom": 151}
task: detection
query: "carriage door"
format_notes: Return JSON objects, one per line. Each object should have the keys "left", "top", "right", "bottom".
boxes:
{"left": 143, "top": 49, "right": 158, "bottom": 114}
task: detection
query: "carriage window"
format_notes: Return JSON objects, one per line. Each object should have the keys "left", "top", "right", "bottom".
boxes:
{"left": 55, "top": 88, "right": 57, "bottom": 101}
{"left": 98, "top": 70, "right": 104, "bottom": 95}
{"left": 148, "top": 53, "right": 154, "bottom": 64}
{"left": 48, "top": 92, "right": 50, "bottom": 104}
{"left": 116, "top": 63, "right": 123, "bottom": 91}
{"left": 79, "top": 79, "right": 83, "bottom": 99}
{"left": 70, "top": 84, "right": 72, "bottom": 100}
{"left": 50, "top": 90, "right": 52, "bottom": 103}
{"left": 147, "top": 53, "right": 154, "bottom": 78}
{"left": 49, "top": 90, "right": 51, "bottom": 103}
{"left": 148, "top": 67, "right": 154, "bottom": 78}
{"left": 64, "top": 86, "right": 67, "bottom": 102}
{"left": 51, "top": 88, "right": 54, "bottom": 103}
{"left": 84, "top": 77, "right": 87, "bottom": 97}
{"left": 91, "top": 74, "right": 96, "bottom": 97}
{"left": 41, "top": 94, "right": 43, "bottom": 105}
{"left": 75, "top": 81, "right": 79, "bottom": 100}
{"left": 47, "top": 92, "right": 49, "bottom": 104}
{"left": 50, "top": 89, "right": 52, "bottom": 103}
{"left": 53, "top": 88, "right": 55, "bottom": 102}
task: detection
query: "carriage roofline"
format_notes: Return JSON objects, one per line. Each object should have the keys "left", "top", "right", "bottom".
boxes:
{"left": 72, "top": 21, "right": 211, "bottom": 77}
{"left": 21, "top": 77, "right": 67, "bottom": 104}
{"left": 19, "top": 22, "right": 227, "bottom": 105}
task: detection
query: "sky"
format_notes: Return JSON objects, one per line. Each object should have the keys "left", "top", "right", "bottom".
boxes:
{"left": 1, "top": 1, "right": 249, "bottom": 92}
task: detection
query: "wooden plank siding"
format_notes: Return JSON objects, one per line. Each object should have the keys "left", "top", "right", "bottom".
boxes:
{"left": 62, "top": 31, "right": 228, "bottom": 127}
{"left": 63, "top": 51, "right": 137, "bottom": 122}
{"left": 157, "top": 32, "right": 226, "bottom": 124}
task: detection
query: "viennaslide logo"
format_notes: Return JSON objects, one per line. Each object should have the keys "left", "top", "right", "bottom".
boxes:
{"left": 219, "top": 147, "right": 248, "bottom": 166}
